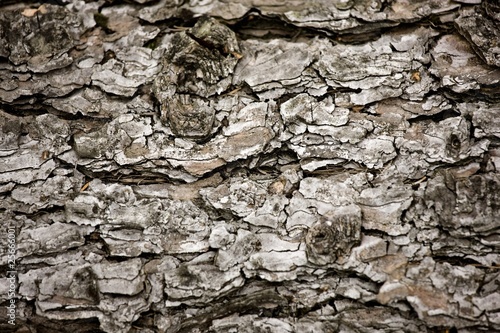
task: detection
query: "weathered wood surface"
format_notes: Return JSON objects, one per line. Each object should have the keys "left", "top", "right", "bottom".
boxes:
{"left": 0, "top": 0, "right": 499, "bottom": 332}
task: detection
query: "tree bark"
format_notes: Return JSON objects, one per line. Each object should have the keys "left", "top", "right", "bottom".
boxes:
{"left": 1, "top": 0, "right": 499, "bottom": 332}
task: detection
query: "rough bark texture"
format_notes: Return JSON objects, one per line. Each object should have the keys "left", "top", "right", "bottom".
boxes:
{"left": 1, "top": 0, "right": 499, "bottom": 332}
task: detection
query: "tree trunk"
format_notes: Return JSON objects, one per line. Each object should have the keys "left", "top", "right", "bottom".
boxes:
{"left": 1, "top": 0, "right": 499, "bottom": 332}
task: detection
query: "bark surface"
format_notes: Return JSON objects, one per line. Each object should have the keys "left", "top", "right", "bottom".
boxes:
{"left": 0, "top": 0, "right": 499, "bottom": 332}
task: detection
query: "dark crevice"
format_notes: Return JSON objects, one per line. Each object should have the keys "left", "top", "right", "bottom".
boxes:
{"left": 99, "top": 49, "right": 116, "bottom": 65}
{"left": 442, "top": 84, "right": 500, "bottom": 104}
{"left": 80, "top": 168, "right": 178, "bottom": 185}
{"left": 408, "top": 108, "right": 460, "bottom": 124}
{"left": 0, "top": 103, "right": 49, "bottom": 117}
{"left": 175, "top": 288, "right": 288, "bottom": 333}
{"left": 27, "top": 317, "right": 103, "bottom": 333}
{"left": 432, "top": 255, "right": 485, "bottom": 267}
{"left": 429, "top": 327, "right": 458, "bottom": 333}
{"left": 129, "top": 309, "right": 157, "bottom": 332}
{"left": 231, "top": 11, "right": 310, "bottom": 41}
{"left": 302, "top": 162, "right": 365, "bottom": 178}
{"left": 22, "top": 205, "right": 65, "bottom": 220}
{"left": 93, "top": 12, "right": 113, "bottom": 34}
{"left": 326, "top": 86, "right": 363, "bottom": 95}
{"left": 360, "top": 227, "right": 390, "bottom": 239}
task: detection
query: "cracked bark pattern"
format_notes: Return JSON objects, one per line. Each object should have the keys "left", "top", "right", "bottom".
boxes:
{"left": 0, "top": 1, "right": 499, "bottom": 332}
